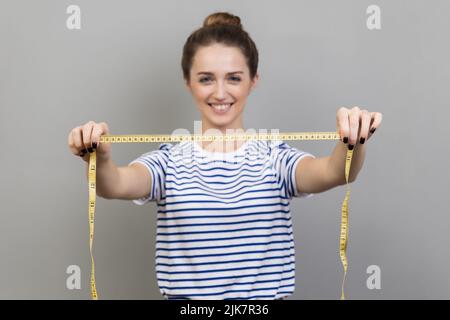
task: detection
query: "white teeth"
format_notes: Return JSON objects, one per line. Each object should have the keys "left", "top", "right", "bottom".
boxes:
{"left": 210, "top": 103, "right": 232, "bottom": 111}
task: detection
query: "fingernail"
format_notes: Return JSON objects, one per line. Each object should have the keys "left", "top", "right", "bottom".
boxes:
{"left": 343, "top": 137, "right": 348, "bottom": 144}
{"left": 79, "top": 150, "right": 87, "bottom": 157}
{"left": 92, "top": 142, "right": 97, "bottom": 149}
{"left": 359, "top": 137, "right": 365, "bottom": 144}
{"left": 87, "top": 147, "right": 94, "bottom": 153}
{"left": 348, "top": 144, "right": 354, "bottom": 150}
{"left": 370, "top": 128, "right": 376, "bottom": 134}
{"left": 81, "top": 148, "right": 88, "bottom": 154}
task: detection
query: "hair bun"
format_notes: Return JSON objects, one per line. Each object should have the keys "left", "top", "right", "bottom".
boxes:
{"left": 203, "top": 12, "right": 243, "bottom": 29}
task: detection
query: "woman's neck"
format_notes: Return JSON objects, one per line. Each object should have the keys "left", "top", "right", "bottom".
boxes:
{"left": 198, "top": 119, "right": 246, "bottom": 152}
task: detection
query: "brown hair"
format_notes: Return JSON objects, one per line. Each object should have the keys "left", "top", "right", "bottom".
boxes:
{"left": 181, "top": 12, "right": 259, "bottom": 83}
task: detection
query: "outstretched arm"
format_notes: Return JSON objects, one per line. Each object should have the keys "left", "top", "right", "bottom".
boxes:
{"left": 296, "top": 106, "right": 382, "bottom": 194}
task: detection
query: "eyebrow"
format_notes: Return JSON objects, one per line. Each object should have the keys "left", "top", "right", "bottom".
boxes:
{"left": 196, "top": 71, "right": 244, "bottom": 76}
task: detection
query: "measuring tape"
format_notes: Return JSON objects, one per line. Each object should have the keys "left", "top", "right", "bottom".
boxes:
{"left": 87, "top": 131, "right": 353, "bottom": 300}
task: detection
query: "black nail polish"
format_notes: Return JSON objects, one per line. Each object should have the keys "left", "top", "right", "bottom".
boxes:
{"left": 87, "top": 147, "right": 94, "bottom": 153}
{"left": 343, "top": 137, "right": 348, "bottom": 144}
{"left": 81, "top": 148, "right": 88, "bottom": 154}
{"left": 348, "top": 144, "right": 354, "bottom": 150}
{"left": 92, "top": 142, "right": 97, "bottom": 149}
{"left": 370, "top": 128, "right": 376, "bottom": 134}
{"left": 360, "top": 137, "right": 365, "bottom": 144}
{"left": 80, "top": 150, "right": 87, "bottom": 156}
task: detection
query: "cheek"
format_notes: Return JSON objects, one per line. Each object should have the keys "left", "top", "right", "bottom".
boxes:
{"left": 191, "top": 83, "right": 250, "bottom": 104}
{"left": 194, "top": 88, "right": 210, "bottom": 102}
{"left": 236, "top": 81, "right": 253, "bottom": 95}
{"left": 188, "top": 83, "right": 201, "bottom": 96}
{"left": 232, "top": 87, "right": 249, "bottom": 102}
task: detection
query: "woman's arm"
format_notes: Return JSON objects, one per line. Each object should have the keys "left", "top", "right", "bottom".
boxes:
{"left": 86, "top": 158, "right": 151, "bottom": 200}
{"left": 296, "top": 106, "right": 382, "bottom": 194}
{"left": 295, "top": 154, "right": 350, "bottom": 195}
{"left": 294, "top": 142, "right": 365, "bottom": 195}
{"left": 328, "top": 141, "right": 366, "bottom": 184}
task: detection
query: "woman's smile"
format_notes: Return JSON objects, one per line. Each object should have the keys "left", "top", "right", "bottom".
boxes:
{"left": 208, "top": 102, "right": 235, "bottom": 114}
{"left": 185, "top": 43, "right": 259, "bottom": 133}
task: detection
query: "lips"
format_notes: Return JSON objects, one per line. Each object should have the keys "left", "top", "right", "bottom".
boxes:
{"left": 208, "top": 102, "right": 234, "bottom": 114}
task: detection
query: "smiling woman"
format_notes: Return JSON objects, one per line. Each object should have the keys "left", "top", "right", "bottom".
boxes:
{"left": 181, "top": 13, "right": 260, "bottom": 152}
{"left": 186, "top": 43, "right": 258, "bottom": 142}
{"left": 69, "top": 11, "right": 319, "bottom": 301}
{"left": 127, "top": 11, "right": 317, "bottom": 300}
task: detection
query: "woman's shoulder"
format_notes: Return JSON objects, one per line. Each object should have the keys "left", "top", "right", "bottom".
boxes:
{"left": 267, "top": 139, "right": 288, "bottom": 151}
{"left": 158, "top": 142, "right": 174, "bottom": 151}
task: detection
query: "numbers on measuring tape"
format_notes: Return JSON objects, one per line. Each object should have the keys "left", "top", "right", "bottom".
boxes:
{"left": 98, "top": 132, "right": 341, "bottom": 144}
{"left": 88, "top": 132, "right": 353, "bottom": 300}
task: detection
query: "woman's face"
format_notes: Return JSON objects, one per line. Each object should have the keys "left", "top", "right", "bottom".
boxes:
{"left": 185, "top": 43, "right": 259, "bottom": 133}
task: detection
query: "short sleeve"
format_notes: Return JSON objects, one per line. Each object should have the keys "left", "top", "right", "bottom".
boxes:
{"left": 270, "top": 141, "right": 316, "bottom": 199}
{"left": 128, "top": 143, "right": 172, "bottom": 205}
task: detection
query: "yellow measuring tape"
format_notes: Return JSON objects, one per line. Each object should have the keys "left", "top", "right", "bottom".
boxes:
{"left": 87, "top": 132, "right": 353, "bottom": 300}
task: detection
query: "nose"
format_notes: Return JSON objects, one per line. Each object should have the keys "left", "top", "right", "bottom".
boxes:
{"left": 213, "top": 80, "right": 227, "bottom": 100}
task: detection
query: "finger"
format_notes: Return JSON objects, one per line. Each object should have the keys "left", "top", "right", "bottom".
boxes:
{"left": 72, "top": 127, "right": 88, "bottom": 156}
{"left": 92, "top": 122, "right": 109, "bottom": 150}
{"left": 336, "top": 107, "right": 350, "bottom": 143}
{"left": 369, "top": 112, "right": 375, "bottom": 128}
{"left": 68, "top": 129, "right": 82, "bottom": 156}
{"left": 82, "top": 121, "right": 95, "bottom": 153}
{"left": 368, "top": 112, "right": 383, "bottom": 140}
{"left": 358, "top": 110, "right": 371, "bottom": 144}
{"left": 348, "top": 107, "right": 360, "bottom": 149}
{"left": 91, "top": 123, "right": 101, "bottom": 150}
{"left": 371, "top": 112, "right": 382, "bottom": 131}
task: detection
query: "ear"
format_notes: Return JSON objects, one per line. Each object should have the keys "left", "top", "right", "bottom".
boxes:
{"left": 250, "top": 73, "right": 260, "bottom": 91}
{"left": 185, "top": 79, "right": 191, "bottom": 92}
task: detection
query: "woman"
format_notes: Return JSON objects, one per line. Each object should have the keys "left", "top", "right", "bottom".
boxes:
{"left": 68, "top": 12, "right": 382, "bottom": 300}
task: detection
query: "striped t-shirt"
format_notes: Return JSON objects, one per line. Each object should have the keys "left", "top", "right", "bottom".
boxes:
{"left": 129, "top": 139, "right": 315, "bottom": 300}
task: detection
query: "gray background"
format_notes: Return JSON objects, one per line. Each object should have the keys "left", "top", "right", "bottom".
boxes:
{"left": 0, "top": 0, "right": 448, "bottom": 299}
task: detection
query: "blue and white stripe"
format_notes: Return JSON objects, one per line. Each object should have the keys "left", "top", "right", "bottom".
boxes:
{"left": 129, "top": 139, "right": 315, "bottom": 300}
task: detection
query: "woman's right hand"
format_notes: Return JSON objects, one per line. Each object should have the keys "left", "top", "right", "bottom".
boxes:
{"left": 68, "top": 121, "right": 112, "bottom": 163}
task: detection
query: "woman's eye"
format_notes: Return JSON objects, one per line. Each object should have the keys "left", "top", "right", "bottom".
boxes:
{"left": 199, "top": 76, "right": 240, "bottom": 83}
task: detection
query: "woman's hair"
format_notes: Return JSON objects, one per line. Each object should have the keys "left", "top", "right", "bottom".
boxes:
{"left": 181, "top": 12, "right": 259, "bottom": 82}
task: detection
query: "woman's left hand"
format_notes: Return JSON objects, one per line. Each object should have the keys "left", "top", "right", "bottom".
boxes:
{"left": 336, "top": 106, "right": 383, "bottom": 150}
